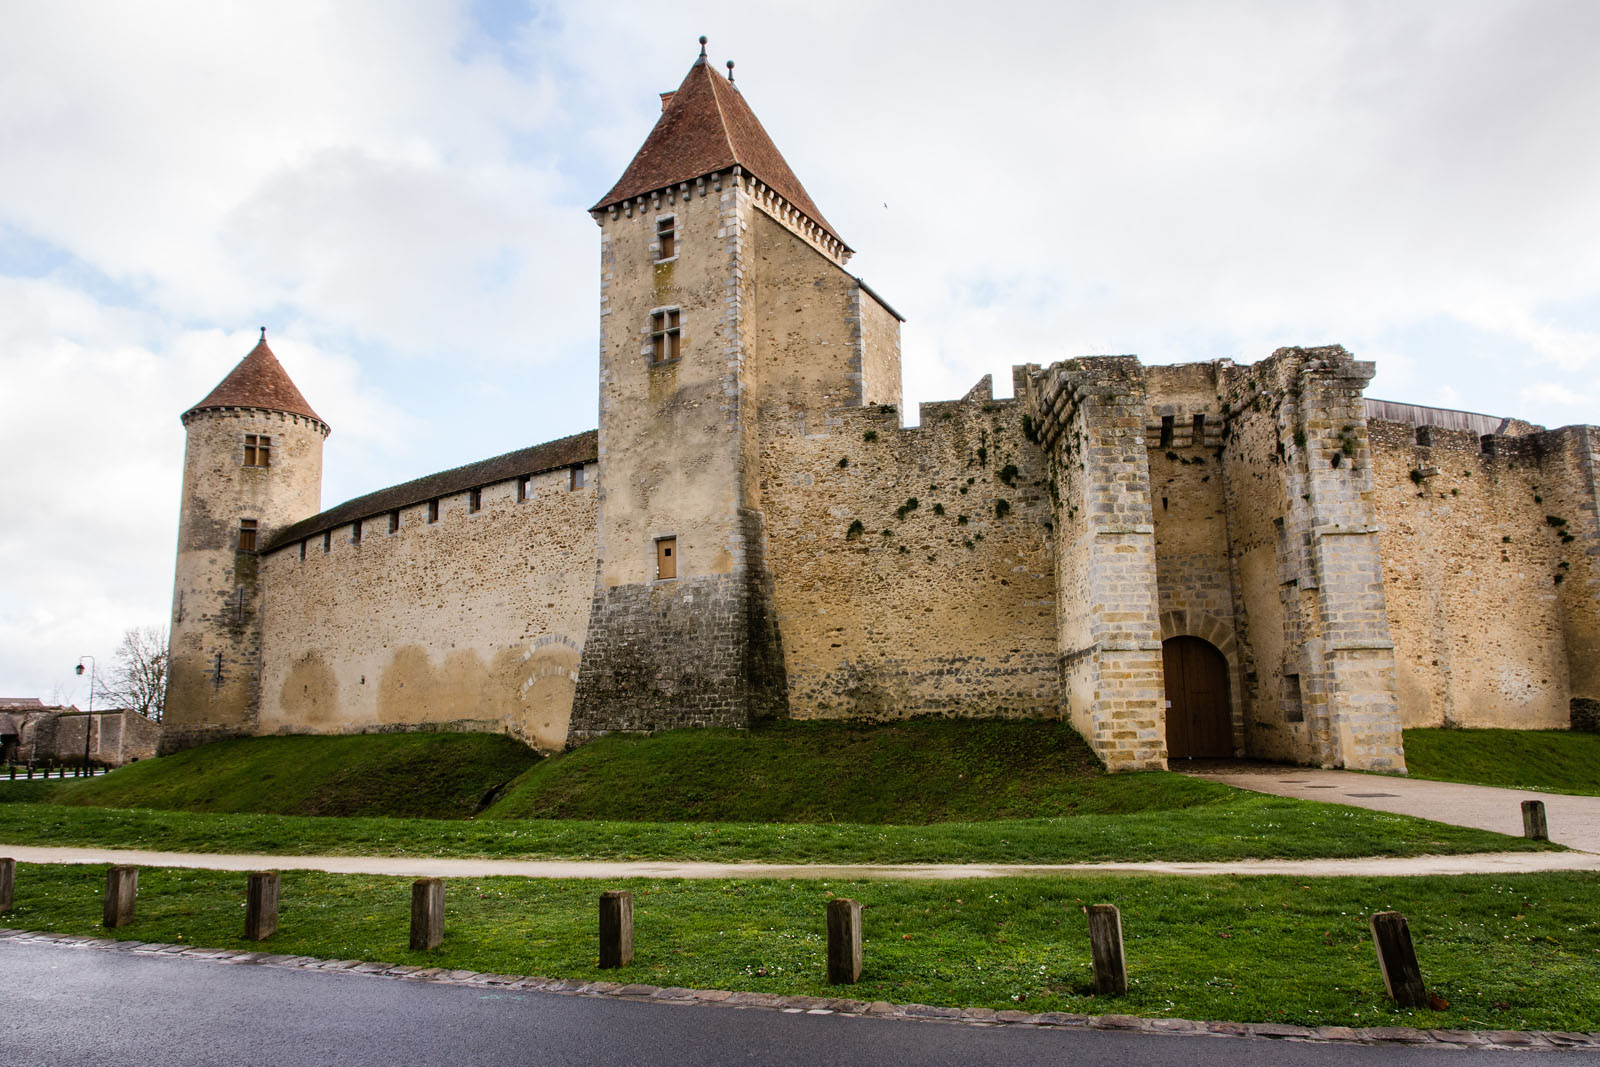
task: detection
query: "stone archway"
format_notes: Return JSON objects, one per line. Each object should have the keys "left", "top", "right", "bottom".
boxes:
{"left": 1158, "top": 609, "right": 1244, "bottom": 759}
{"left": 1163, "top": 636, "right": 1232, "bottom": 758}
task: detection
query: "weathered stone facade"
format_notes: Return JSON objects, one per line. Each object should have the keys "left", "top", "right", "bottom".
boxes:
{"left": 160, "top": 48, "right": 1597, "bottom": 770}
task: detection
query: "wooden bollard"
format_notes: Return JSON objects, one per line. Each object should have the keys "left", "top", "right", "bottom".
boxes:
{"left": 0, "top": 857, "right": 14, "bottom": 912}
{"left": 244, "top": 871, "right": 280, "bottom": 941}
{"left": 1522, "top": 800, "right": 1549, "bottom": 841}
{"left": 1370, "top": 911, "right": 1427, "bottom": 1007}
{"left": 826, "top": 897, "right": 863, "bottom": 985}
{"left": 103, "top": 866, "right": 138, "bottom": 928}
{"left": 1087, "top": 903, "right": 1128, "bottom": 996}
{"left": 410, "top": 878, "right": 444, "bottom": 950}
{"left": 598, "top": 890, "right": 634, "bottom": 968}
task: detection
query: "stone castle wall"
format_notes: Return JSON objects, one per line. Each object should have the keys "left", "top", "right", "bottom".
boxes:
{"left": 1367, "top": 417, "right": 1600, "bottom": 730}
{"left": 760, "top": 376, "right": 1059, "bottom": 722}
{"left": 257, "top": 462, "right": 596, "bottom": 751}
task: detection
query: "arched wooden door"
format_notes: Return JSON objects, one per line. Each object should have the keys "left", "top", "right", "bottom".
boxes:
{"left": 1162, "top": 636, "right": 1232, "bottom": 758}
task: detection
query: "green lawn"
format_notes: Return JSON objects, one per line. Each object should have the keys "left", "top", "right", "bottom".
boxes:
{"left": 1403, "top": 729, "right": 1600, "bottom": 796}
{"left": 484, "top": 719, "right": 1200, "bottom": 822}
{"left": 0, "top": 795, "right": 1549, "bottom": 865}
{"left": 7, "top": 864, "right": 1596, "bottom": 1031}
{"left": 46, "top": 733, "right": 539, "bottom": 818}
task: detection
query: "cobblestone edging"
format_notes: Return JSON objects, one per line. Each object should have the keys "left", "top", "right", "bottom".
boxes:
{"left": 4, "top": 929, "right": 1596, "bottom": 1052}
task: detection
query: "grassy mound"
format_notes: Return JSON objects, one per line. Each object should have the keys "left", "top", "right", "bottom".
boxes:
{"left": 484, "top": 718, "right": 1222, "bottom": 823}
{"left": 49, "top": 733, "right": 538, "bottom": 819}
{"left": 1402, "top": 728, "right": 1600, "bottom": 795}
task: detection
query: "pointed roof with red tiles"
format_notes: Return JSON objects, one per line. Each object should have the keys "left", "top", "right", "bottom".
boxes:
{"left": 184, "top": 330, "right": 327, "bottom": 429}
{"left": 593, "top": 44, "right": 846, "bottom": 248}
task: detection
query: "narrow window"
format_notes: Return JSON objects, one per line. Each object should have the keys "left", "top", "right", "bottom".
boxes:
{"left": 238, "top": 519, "right": 257, "bottom": 552}
{"left": 649, "top": 309, "right": 681, "bottom": 363}
{"left": 322, "top": 530, "right": 331, "bottom": 554}
{"left": 298, "top": 539, "right": 306, "bottom": 561}
{"left": 469, "top": 488, "right": 482, "bottom": 513}
{"left": 1159, "top": 415, "right": 1174, "bottom": 448}
{"left": 656, "top": 536, "right": 677, "bottom": 580}
{"left": 1415, "top": 427, "right": 1432, "bottom": 447}
{"left": 351, "top": 519, "right": 362, "bottom": 545}
{"left": 570, "top": 465, "right": 586, "bottom": 491}
{"left": 243, "top": 434, "right": 271, "bottom": 467}
{"left": 517, "top": 476, "right": 530, "bottom": 502}
{"left": 388, "top": 509, "right": 400, "bottom": 534}
{"left": 428, "top": 499, "right": 439, "bottom": 524}
{"left": 1283, "top": 673, "right": 1304, "bottom": 723}
{"left": 1192, "top": 413, "right": 1206, "bottom": 441}
{"left": 655, "top": 216, "right": 676, "bottom": 260}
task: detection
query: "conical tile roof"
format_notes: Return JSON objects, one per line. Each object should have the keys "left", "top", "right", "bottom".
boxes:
{"left": 593, "top": 51, "right": 845, "bottom": 247}
{"left": 185, "top": 331, "right": 326, "bottom": 427}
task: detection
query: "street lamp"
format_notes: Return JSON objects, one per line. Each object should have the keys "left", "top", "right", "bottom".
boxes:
{"left": 75, "top": 656, "right": 95, "bottom": 774}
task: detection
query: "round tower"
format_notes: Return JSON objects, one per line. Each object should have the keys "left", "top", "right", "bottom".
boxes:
{"left": 162, "top": 329, "right": 329, "bottom": 752}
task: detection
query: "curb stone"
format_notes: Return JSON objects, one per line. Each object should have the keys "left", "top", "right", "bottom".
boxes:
{"left": 1, "top": 928, "right": 1595, "bottom": 1051}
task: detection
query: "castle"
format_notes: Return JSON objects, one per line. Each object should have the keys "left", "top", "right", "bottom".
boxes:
{"left": 161, "top": 46, "right": 1600, "bottom": 771}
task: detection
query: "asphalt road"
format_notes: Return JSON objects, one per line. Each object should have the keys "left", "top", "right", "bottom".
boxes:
{"left": 0, "top": 940, "right": 1574, "bottom": 1066}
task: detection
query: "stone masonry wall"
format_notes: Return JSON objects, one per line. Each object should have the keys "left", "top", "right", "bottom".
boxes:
{"left": 1218, "top": 348, "right": 1404, "bottom": 771}
{"left": 1143, "top": 363, "right": 1246, "bottom": 748}
{"left": 257, "top": 463, "right": 595, "bottom": 751}
{"left": 760, "top": 376, "right": 1058, "bottom": 721}
{"left": 1368, "top": 418, "right": 1594, "bottom": 729}
{"left": 1027, "top": 358, "right": 1167, "bottom": 771}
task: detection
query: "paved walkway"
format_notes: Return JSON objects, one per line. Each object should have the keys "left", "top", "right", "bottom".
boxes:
{"left": 1183, "top": 762, "right": 1600, "bottom": 853}
{"left": 3, "top": 843, "right": 1597, "bottom": 880}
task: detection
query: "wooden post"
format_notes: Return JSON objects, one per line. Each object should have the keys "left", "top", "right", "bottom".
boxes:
{"left": 598, "top": 890, "right": 634, "bottom": 968}
{"left": 103, "top": 866, "right": 138, "bottom": 928}
{"left": 410, "top": 878, "right": 444, "bottom": 950}
{"left": 244, "top": 871, "right": 280, "bottom": 941}
{"left": 1087, "top": 903, "right": 1128, "bottom": 996}
{"left": 1521, "top": 799, "right": 1549, "bottom": 841}
{"left": 1370, "top": 910, "right": 1427, "bottom": 1007}
{"left": 826, "top": 897, "right": 863, "bottom": 985}
{"left": 0, "top": 857, "right": 13, "bottom": 912}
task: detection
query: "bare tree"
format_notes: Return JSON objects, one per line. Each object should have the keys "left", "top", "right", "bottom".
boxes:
{"left": 95, "top": 625, "right": 169, "bottom": 722}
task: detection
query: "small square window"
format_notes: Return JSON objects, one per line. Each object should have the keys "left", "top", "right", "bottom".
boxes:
{"left": 469, "top": 488, "right": 482, "bottom": 513}
{"left": 517, "top": 476, "right": 530, "bottom": 502}
{"left": 656, "top": 216, "right": 676, "bottom": 260}
{"left": 649, "top": 309, "right": 681, "bottom": 363}
{"left": 388, "top": 509, "right": 400, "bottom": 534}
{"left": 428, "top": 499, "right": 439, "bottom": 524}
{"left": 656, "top": 536, "right": 677, "bottom": 580}
{"left": 570, "top": 465, "right": 586, "bottom": 491}
{"left": 244, "top": 434, "right": 271, "bottom": 467}
{"left": 238, "top": 519, "right": 257, "bottom": 552}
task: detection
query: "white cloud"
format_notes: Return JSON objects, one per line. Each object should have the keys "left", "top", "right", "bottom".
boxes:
{"left": 2, "top": 0, "right": 1599, "bottom": 696}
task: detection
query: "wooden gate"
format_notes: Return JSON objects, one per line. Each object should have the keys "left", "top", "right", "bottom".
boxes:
{"left": 1162, "top": 636, "right": 1232, "bottom": 759}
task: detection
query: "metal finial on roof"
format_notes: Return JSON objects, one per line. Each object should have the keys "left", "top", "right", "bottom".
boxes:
{"left": 726, "top": 59, "right": 735, "bottom": 83}
{"left": 699, "top": 35, "right": 707, "bottom": 57}
{"left": 259, "top": 327, "right": 266, "bottom": 342}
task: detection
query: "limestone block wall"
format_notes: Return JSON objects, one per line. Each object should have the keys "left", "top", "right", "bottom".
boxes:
{"left": 1143, "top": 363, "right": 1246, "bottom": 748}
{"left": 257, "top": 464, "right": 595, "bottom": 752}
{"left": 1368, "top": 417, "right": 1594, "bottom": 728}
{"left": 1218, "top": 348, "right": 1404, "bottom": 771}
{"left": 759, "top": 376, "right": 1058, "bottom": 721}
{"left": 1027, "top": 358, "right": 1167, "bottom": 771}
{"left": 165, "top": 408, "right": 326, "bottom": 751}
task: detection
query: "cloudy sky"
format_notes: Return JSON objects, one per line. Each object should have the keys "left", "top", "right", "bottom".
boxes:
{"left": 2, "top": 0, "right": 1597, "bottom": 704}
